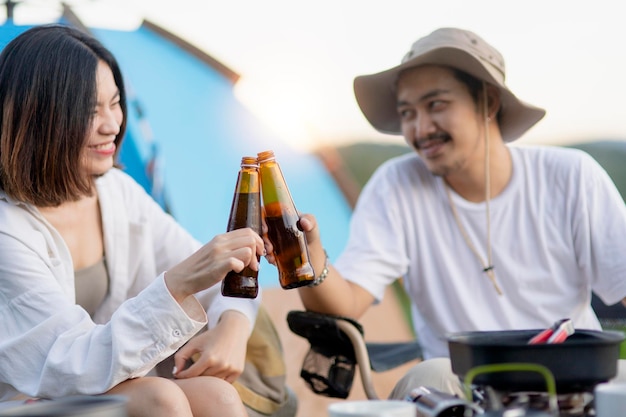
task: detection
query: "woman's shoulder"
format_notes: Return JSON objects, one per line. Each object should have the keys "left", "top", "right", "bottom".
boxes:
{"left": 0, "top": 190, "right": 47, "bottom": 247}
{"left": 99, "top": 167, "right": 141, "bottom": 186}
{"left": 96, "top": 168, "right": 167, "bottom": 221}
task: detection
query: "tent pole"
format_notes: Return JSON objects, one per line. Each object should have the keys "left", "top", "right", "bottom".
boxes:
{"left": 6, "top": 0, "right": 19, "bottom": 19}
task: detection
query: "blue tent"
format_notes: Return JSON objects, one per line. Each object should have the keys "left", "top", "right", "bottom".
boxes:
{"left": 0, "top": 9, "right": 352, "bottom": 289}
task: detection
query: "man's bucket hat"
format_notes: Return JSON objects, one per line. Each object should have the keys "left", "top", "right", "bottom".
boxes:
{"left": 353, "top": 28, "right": 546, "bottom": 142}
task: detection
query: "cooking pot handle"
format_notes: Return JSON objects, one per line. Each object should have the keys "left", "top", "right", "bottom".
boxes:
{"left": 463, "top": 363, "right": 558, "bottom": 415}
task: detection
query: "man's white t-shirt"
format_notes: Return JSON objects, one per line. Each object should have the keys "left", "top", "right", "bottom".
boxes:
{"left": 334, "top": 145, "right": 626, "bottom": 359}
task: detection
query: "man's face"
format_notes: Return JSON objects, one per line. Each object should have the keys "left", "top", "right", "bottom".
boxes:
{"left": 396, "top": 65, "right": 485, "bottom": 177}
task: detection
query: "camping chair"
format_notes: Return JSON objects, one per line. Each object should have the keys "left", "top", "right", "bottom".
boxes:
{"left": 287, "top": 294, "right": 626, "bottom": 401}
{"left": 286, "top": 310, "right": 423, "bottom": 400}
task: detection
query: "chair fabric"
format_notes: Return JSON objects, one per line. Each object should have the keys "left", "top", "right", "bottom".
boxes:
{"left": 287, "top": 310, "right": 363, "bottom": 398}
{"left": 366, "top": 341, "right": 423, "bottom": 372}
{"left": 286, "top": 310, "right": 422, "bottom": 398}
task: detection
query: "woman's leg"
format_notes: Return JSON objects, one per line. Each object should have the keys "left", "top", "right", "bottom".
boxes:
{"left": 174, "top": 376, "right": 247, "bottom": 417}
{"left": 106, "top": 376, "right": 193, "bottom": 417}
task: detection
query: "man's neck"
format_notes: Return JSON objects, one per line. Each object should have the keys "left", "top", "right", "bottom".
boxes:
{"left": 444, "top": 141, "right": 512, "bottom": 202}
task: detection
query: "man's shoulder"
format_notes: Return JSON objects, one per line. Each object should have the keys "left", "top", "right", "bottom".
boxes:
{"left": 512, "top": 144, "right": 595, "bottom": 168}
{"left": 377, "top": 151, "right": 430, "bottom": 176}
{"left": 512, "top": 143, "right": 589, "bottom": 158}
{"left": 511, "top": 144, "right": 606, "bottom": 193}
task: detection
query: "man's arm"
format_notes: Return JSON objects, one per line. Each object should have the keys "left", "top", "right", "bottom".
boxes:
{"left": 295, "top": 214, "right": 376, "bottom": 320}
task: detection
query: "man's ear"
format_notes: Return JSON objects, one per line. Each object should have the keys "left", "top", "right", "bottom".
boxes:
{"left": 486, "top": 84, "right": 501, "bottom": 119}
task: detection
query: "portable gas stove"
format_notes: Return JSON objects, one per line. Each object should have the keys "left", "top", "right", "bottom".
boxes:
{"left": 409, "top": 384, "right": 597, "bottom": 416}
{"left": 473, "top": 386, "right": 596, "bottom": 416}
{"left": 440, "top": 328, "right": 624, "bottom": 417}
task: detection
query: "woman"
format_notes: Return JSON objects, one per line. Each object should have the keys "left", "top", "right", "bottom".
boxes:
{"left": 0, "top": 25, "right": 263, "bottom": 417}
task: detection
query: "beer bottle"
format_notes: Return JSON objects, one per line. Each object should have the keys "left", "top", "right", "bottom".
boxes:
{"left": 257, "top": 150, "right": 315, "bottom": 289}
{"left": 221, "top": 156, "right": 262, "bottom": 298}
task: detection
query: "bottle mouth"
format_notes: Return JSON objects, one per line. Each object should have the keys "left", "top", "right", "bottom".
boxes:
{"left": 257, "top": 150, "right": 275, "bottom": 162}
{"left": 241, "top": 156, "right": 258, "bottom": 167}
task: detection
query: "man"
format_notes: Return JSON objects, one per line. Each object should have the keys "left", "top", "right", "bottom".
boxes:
{"left": 268, "top": 27, "right": 626, "bottom": 397}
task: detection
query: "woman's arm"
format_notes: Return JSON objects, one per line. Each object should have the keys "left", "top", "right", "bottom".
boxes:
{"left": 0, "top": 233, "right": 206, "bottom": 399}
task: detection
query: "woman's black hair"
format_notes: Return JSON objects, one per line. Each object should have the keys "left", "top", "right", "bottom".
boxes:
{"left": 0, "top": 24, "right": 127, "bottom": 206}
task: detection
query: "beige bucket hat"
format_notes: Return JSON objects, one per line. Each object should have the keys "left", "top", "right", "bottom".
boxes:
{"left": 353, "top": 28, "right": 546, "bottom": 142}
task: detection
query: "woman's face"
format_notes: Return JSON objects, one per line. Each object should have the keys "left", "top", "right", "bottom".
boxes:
{"left": 82, "top": 60, "right": 123, "bottom": 177}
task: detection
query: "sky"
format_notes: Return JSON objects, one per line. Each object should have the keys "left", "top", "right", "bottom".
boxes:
{"left": 7, "top": 0, "right": 626, "bottom": 151}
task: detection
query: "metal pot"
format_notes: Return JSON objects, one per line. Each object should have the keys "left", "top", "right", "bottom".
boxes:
{"left": 0, "top": 396, "right": 128, "bottom": 417}
{"left": 447, "top": 329, "right": 624, "bottom": 393}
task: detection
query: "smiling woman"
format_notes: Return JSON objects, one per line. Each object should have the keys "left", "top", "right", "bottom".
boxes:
{"left": 85, "top": 61, "right": 123, "bottom": 176}
{"left": 0, "top": 24, "right": 264, "bottom": 417}
{"left": 0, "top": 14, "right": 357, "bottom": 416}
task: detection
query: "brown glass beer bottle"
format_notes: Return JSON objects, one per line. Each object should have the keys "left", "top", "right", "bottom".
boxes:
{"left": 257, "top": 150, "right": 315, "bottom": 289}
{"left": 221, "top": 156, "right": 262, "bottom": 298}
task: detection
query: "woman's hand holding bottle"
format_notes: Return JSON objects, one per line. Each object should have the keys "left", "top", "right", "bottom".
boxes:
{"left": 165, "top": 228, "right": 264, "bottom": 304}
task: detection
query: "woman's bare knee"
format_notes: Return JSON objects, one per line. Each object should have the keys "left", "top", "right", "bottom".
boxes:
{"left": 107, "top": 376, "right": 192, "bottom": 417}
{"left": 175, "top": 376, "right": 246, "bottom": 417}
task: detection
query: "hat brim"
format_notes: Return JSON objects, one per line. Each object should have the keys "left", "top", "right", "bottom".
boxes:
{"left": 353, "top": 48, "right": 545, "bottom": 142}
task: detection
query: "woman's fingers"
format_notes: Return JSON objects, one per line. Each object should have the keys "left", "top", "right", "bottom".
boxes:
{"left": 166, "top": 228, "right": 264, "bottom": 300}
{"left": 217, "top": 229, "right": 264, "bottom": 270}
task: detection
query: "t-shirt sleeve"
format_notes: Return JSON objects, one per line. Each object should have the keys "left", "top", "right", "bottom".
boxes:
{"left": 334, "top": 163, "right": 410, "bottom": 302}
{"left": 575, "top": 153, "right": 626, "bottom": 305}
